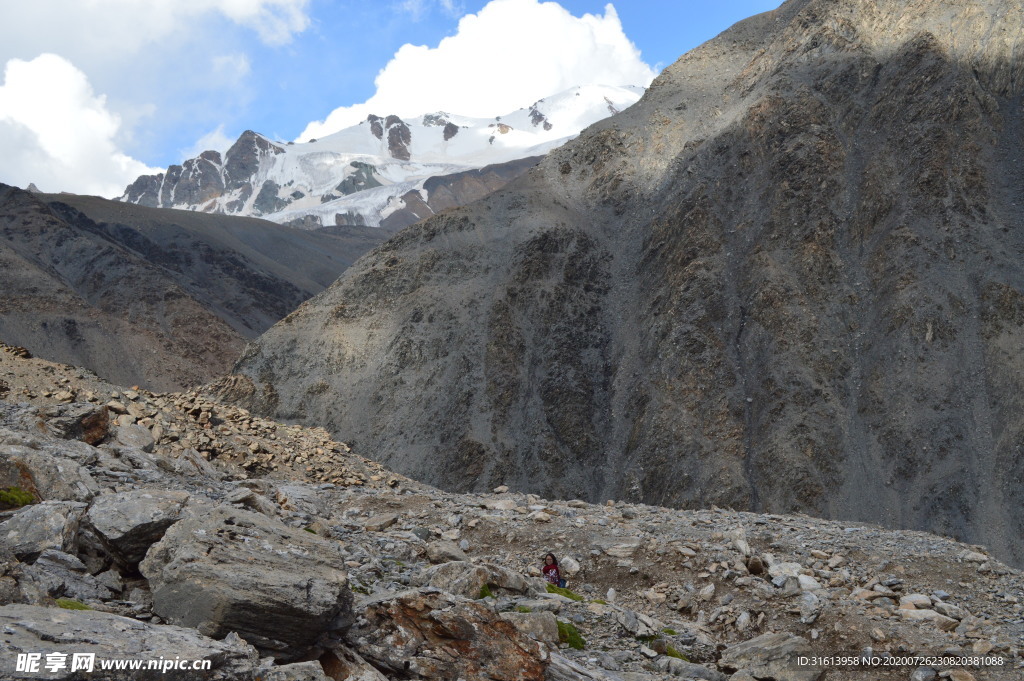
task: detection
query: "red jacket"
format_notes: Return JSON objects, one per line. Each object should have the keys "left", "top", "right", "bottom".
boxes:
{"left": 542, "top": 563, "right": 560, "bottom": 584}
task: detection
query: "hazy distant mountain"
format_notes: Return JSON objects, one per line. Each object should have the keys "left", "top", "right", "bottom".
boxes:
{"left": 230, "top": 0, "right": 1024, "bottom": 567}
{"left": 0, "top": 184, "right": 376, "bottom": 391}
{"left": 118, "top": 85, "right": 643, "bottom": 229}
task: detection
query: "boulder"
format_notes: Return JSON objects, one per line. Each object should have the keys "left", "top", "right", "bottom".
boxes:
{"left": 653, "top": 656, "right": 727, "bottom": 681}
{"left": 363, "top": 513, "right": 399, "bottom": 532}
{"left": 0, "top": 501, "right": 86, "bottom": 561}
{"left": 0, "top": 604, "right": 259, "bottom": 680}
{"left": 348, "top": 588, "right": 546, "bottom": 680}
{"left": 425, "top": 540, "right": 469, "bottom": 563}
{"left": 559, "top": 556, "right": 581, "bottom": 577}
{"left": 421, "top": 561, "right": 543, "bottom": 598}
{"left": 546, "top": 653, "right": 627, "bottom": 680}
{"left": 140, "top": 505, "right": 353, "bottom": 661}
{"left": 15, "top": 549, "right": 116, "bottom": 604}
{"left": 0, "top": 445, "right": 99, "bottom": 503}
{"left": 262, "top": 661, "right": 332, "bottom": 681}
{"left": 84, "top": 489, "right": 190, "bottom": 566}
{"left": 499, "top": 610, "right": 560, "bottom": 642}
{"left": 719, "top": 632, "right": 821, "bottom": 681}
{"left": 615, "top": 607, "right": 662, "bottom": 638}
{"left": 112, "top": 424, "right": 155, "bottom": 452}
{"left": 41, "top": 404, "right": 110, "bottom": 445}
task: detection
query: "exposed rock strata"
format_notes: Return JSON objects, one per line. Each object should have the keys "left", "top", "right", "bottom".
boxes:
{"left": 233, "top": 0, "right": 1024, "bottom": 567}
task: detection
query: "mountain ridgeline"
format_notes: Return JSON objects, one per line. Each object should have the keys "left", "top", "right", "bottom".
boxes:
{"left": 118, "top": 85, "right": 643, "bottom": 230}
{"left": 230, "top": 0, "right": 1024, "bottom": 566}
{"left": 0, "top": 185, "right": 377, "bottom": 391}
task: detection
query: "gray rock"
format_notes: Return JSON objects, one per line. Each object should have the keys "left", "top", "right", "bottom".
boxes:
{"left": 363, "top": 513, "right": 399, "bottom": 532}
{"left": 720, "top": 632, "right": 820, "bottom": 681}
{"left": 653, "top": 656, "right": 727, "bottom": 681}
{"left": 614, "top": 608, "right": 661, "bottom": 638}
{"left": 547, "top": 653, "right": 628, "bottom": 680}
{"left": 0, "top": 445, "right": 99, "bottom": 503}
{"left": 910, "top": 667, "right": 938, "bottom": 681}
{"left": 348, "top": 588, "right": 546, "bottom": 680}
{"left": 421, "top": 560, "right": 542, "bottom": 598}
{"left": 113, "top": 424, "right": 155, "bottom": 452}
{"left": 499, "top": 610, "right": 559, "bottom": 642}
{"left": 42, "top": 403, "right": 110, "bottom": 445}
{"left": 0, "top": 603, "right": 259, "bottom": 680}
{"left": 140, "top": 505, "right": 353, "bottom": 661}
{"left": 261, "top": 660, "right": 332, "bottom": 681}
{"left": 425, "top": 540, "right": 469, "bottom": 563}
{"left": 16, "top": 549, "right": 115, "bottom": 603}
{"left": 84, "top": 489, "right": 190, "bottom": 566}
{"left": 0, "top": 501, "right": 86, "bottom": 561}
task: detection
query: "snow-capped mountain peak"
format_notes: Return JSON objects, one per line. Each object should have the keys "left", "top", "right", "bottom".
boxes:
{"left": 118, "top": 84, "right": 644, "bottom": 229}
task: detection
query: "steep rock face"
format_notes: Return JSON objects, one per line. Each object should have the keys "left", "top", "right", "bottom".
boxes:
{"left": 233, "top": 0, "right": 1024, "bottom": 565}
{"left": 0, "top": 186, "right": 377, "bottom": 391}
{"left": 379, "top": 156, "right": 543, "bottom": 231}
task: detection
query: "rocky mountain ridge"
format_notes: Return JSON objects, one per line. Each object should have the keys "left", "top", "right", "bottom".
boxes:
{"left": 0, "top": 184, "right": 377, "bottom": 392}
{"left": 229, "top": 0, "right": 1024, "bottom": 568}
{"left": 118, "top": 85, "right": 643, "bottom": 230}
{"left": 0, "top": 342, "right": 1022, "bottom": 680}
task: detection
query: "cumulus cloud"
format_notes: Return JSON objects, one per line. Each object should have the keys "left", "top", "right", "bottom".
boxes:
{"left": 0, "top": 0, "right": 310, "bottom": 61}
{"left": 0, "top": 54, "right": 162, "bottom": 197}
{"left": 0, "top": 0, "right": 312, "bottom": 195}
{"left": 298, "top": 0, "right": 656, "bottom": 140}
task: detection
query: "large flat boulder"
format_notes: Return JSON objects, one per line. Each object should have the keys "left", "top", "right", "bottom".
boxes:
{"left": 140, "top": 505, "right": 353, "bottom": 661}
{"left": 348, "top": 588, "right": 546, "bottom": 680}
{"left": 0, "top": 604, "right": 259, "bottom": 680}
{"left": 419, "top": 560, "right": 544, "bottom": 598}
{"left": 719, "top": 632, "right": 822, "bottom": 681}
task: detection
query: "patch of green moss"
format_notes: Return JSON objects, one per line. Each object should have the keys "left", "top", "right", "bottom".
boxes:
{"left": 478, "top": 584, "right": 495, "bottom": 599}
{"left": 515, "top": 605, "right": 532, "bottom": 613}
{"left": 546, "top": 583, "right": 584, "bottom": 601}
{"left": 589, "top": 598, "right": 608, "bottom": 605}
{"left": 662, "top": 627, "right": 677, "bottom": 635}
{"left": 303, "top": 526, "right": 317, "bottom": 534}
{"left": 557, "top": 620, "right": 586, "bottom": 650}
{"left": 665, "top": 645, "right": 690, "bottom": 662}
{"left": 349, "top": 583, "right": 370, "bottom": 595}
{"left": 55, "top": 598, "right": 91, "bottom": 611}
{"left": 0, "top": 486, "right": 35, "bottom": 510}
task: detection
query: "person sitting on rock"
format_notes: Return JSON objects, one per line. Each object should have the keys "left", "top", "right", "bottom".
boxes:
{"left": 542, "top": 553, "right": 565, "bottom": 588}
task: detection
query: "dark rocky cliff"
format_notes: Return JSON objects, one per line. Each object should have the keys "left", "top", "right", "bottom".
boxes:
{"left": 232, "top": 0, "right": 1024, "bottom": 566}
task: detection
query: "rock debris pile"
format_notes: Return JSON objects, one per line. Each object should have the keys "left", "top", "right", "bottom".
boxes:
{"left": 1, "top": 347, "right": 1022, "bottom": 680}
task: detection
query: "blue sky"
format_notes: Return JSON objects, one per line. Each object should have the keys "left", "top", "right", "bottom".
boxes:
{"left": 0, "top": 0, "right": 781, "bottom": 197}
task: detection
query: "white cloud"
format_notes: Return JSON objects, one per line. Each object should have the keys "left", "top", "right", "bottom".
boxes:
{"left": 298, "top": 0, "right": 656, "bottom": 140}
{"left": 180, "top": 125, "right": 236, "bottom": 161}
{"left": 0, "top": 0, "right": 310, "bottom": 60}
{"left": 0, "top": 1, "right": 312, "bottom": 196}
{"left": 211, "top": 53, "right": 253, "bottom": 83}
{"left": 0, "top": 54, "right": 162, "bottom": 197}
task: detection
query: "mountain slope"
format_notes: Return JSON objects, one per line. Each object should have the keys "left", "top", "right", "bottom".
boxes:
{"left": 119, "top": 85, "right": 643, "bottom": 228}
{"left": 232, "top": 0, "right": 1024, "bottom": 566}
{"left": 0, "top": 185, "right": 374, "bottom": 391}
